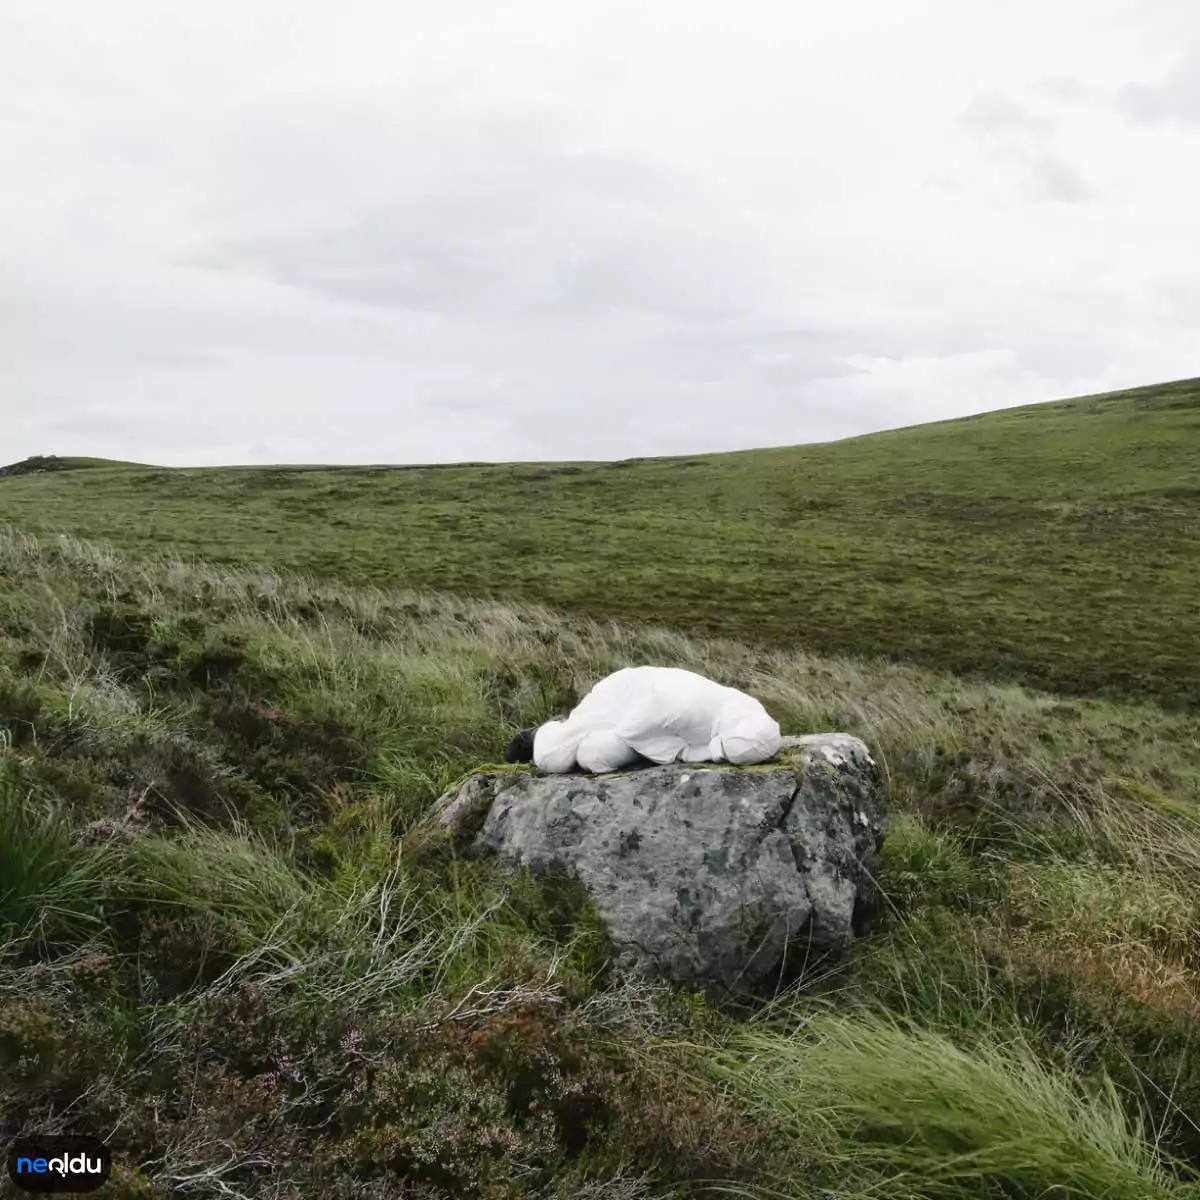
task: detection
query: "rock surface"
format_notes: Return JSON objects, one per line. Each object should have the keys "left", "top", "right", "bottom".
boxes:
{"left": 432, "top": 733, "right": 886, "bottom": 993}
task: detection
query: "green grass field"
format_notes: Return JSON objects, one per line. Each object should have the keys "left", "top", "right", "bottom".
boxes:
{"left": 2, "top": 376, "right": 1198, "bottom": 709}
{"left": 2, "top": 378, "right": 1200, "bottom": 1197}
{"left": 2, "top": 529, "right": 1199, "bottom": 1198}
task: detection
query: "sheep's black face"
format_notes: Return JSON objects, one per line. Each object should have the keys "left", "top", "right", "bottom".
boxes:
{"left": 505, "top": 727, "right": 537, "bottom": 764}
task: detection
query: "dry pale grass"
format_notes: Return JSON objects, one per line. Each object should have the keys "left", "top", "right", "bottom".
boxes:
{"left": 1023, "top": 938, "right": 1200, "bottom": 1020}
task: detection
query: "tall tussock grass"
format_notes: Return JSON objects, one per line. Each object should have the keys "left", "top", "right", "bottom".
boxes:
{"left": 710, "top": 1006, "right": 1198, "bottom": 1199}
{"left": 2, "top": 525, "right": 1200, "bottom": 1198}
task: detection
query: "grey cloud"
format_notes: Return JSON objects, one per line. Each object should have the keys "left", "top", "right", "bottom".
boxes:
{"left": 962, "top": 89, "right": 1093, "bottom": 203}
{"left": 1025, "top": 153, "right": 1094, "bottom": 203}
{"left": 963, "top": 91, "right": 1053, "bottom": 135}
{"left": 198, "top": 123, "right": 770, "bottom": 322}
{"left": 1116, "top": 60, "right": 1200, "bottom": 124}
{"left": 1033, "top": 77, "right": 1106, "bottom": 105}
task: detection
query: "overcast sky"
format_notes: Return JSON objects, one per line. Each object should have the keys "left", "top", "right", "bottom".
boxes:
{"left": 2, "top": 0, "right": 1198, "bottom": 466}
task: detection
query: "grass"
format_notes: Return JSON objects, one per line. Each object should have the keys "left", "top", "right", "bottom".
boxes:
{"left": 1, "top": 376, "right": 1198, "bottom": 709}
{"left": 0, "top": 762, "right": 113, "bottom": 945}
{"left": 0, "top": 454, "right": 151, "bottom": 477}
{"left": 709, "top": 1008, "right": 1189, "bottom": 1200}
{"left": 1, "top": 525, "right": 1199, "bottom": 1198}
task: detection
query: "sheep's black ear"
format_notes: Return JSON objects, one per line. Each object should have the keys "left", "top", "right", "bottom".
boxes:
{"left": 505, "top": 728, "right": 537, "bottom": 764}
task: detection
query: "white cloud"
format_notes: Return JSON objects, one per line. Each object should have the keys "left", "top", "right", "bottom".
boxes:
{"left": 2, "top": 0, "right": 1198, "bottom": 466}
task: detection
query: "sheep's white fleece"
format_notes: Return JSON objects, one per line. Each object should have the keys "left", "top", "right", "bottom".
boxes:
{"left": 532, "top": 666, "right": 782, "bottom": 774}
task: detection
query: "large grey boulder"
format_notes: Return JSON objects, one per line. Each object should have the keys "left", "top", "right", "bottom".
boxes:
{"left": 431, "top": 733, "right": 886, "bottom": 993}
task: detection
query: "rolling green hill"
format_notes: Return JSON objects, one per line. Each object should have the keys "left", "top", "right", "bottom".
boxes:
{"left": 3, "top": 376, "right": 1198, "bottom": 706}
{"left": 4, "top": 378, "right": 1200, "bottom": 1197}
{"left": 0, "top": 454, "right": 152, "bottom": 477}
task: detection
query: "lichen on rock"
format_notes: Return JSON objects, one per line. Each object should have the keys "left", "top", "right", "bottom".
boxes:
{"left": 430, "top": 733, "right": 887, "bottom": 994}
